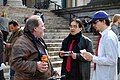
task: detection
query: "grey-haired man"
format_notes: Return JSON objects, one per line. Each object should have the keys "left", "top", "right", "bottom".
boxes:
{"left": 11, "top": 15, "right": 58, "bottom": 80}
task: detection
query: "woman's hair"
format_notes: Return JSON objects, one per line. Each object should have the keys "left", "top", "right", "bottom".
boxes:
{"left": 69, "top": 18, "right": 83, "bottom": 28}
{"left": 0, "top": 11, "right": 7, "bottom": 17}
{"left": 112, "top": 14, "right": 120, "bottom": 23}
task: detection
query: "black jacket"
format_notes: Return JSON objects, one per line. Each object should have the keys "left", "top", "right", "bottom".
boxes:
{"left": 0, "top": 31, "right": 4, "bottom": 80}
{"left": 60, "top": 32, "right": 93, "bottom": 80}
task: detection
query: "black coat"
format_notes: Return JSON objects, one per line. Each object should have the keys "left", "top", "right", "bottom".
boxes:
{"left": 60, "top": 32, "right": 93, "bottom": 80}
{"left": 0, "top": 31, "right": 4, "bottom": 80}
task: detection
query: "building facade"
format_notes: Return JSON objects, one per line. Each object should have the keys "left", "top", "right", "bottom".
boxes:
{"left": 1, "top": 0, "right": 90, "bottom": 9}
{"left": 62, "top": 0, "right": 90, "bottom": 8}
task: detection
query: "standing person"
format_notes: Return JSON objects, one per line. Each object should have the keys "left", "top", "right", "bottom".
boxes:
{"left": 33, "top": 10, "right": 45, "bottom": 23}
{"left": 0, "top": 11, "right": 9, "bottom": 42}
{"left": 0, "top": 30, "right": 5, "bottom": 80}
{"left": 111, "top": 14, "right": 120, "bottom": 74}
{"left": 82, "top": 11, "right": 119, "bottom": 80}
{"left": 59, "top": 19, "right": 93, "bottom": 80}
{"left": 111, "top": 14, "right": 120, "bottom": 40}
{"left": 82, "top": 16, "right": 90, "bottom": 32}
{"left": 10, "top": 15, "right": 58, "bottom": 80}
{"left": 4, "top": 20, "right": 23, "bottom": 80}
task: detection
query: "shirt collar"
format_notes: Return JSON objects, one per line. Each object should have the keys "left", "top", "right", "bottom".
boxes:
{"left": 101, "top": 27, "right": 111, "bottom": 37}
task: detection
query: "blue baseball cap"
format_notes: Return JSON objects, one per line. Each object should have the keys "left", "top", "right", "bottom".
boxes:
{"left": 91, "top": 11, "right": 110, "bottom": 23}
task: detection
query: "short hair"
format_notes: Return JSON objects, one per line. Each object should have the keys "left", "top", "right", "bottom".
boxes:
{"left": 97, "top": 18, "right": 110, "bottom": 26}
{"left": 9, "top": 20, "right": 19, "bottom": 27}
{"left": 69, "top": 18, "right": 83, "bottom": 28}
{"left": 33, "top": 10, "right": 44, "bottom": 23}
{"left": 112, "top": 14, "right": 120, "bottom": 23}
{"left": 26, "top": 15, "right": 41, "bottom": 22}
{"left": 24, "top": 19, "right": 39, "bottom": 33}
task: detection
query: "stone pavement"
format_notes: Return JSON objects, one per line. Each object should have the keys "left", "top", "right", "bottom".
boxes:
{"left": 4, "top": 66, "right": 120, "bottom": 80}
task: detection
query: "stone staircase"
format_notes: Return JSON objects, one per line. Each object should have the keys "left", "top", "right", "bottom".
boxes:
{"left": 0, "top": 6, "right": 98, "bottom": 79}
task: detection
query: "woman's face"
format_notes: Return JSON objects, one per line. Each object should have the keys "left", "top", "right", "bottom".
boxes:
{"left": 69, "top": 21, "right": 82, "bottom": 35}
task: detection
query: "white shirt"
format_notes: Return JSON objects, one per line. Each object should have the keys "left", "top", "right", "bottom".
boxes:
{"left": 92, "top": 27, "right": 119, "bottom": 80}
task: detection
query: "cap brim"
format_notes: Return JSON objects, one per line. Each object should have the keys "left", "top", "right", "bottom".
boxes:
{"left": 90, "top": 18, "right": 96, "bottom": 24}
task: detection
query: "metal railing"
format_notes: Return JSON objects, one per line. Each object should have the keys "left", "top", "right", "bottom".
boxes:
{"left": 50, "top": 1, "right": 62, "bottom": 10}
{"left": 50, "top": 1, "right": 79, "bottom": 22}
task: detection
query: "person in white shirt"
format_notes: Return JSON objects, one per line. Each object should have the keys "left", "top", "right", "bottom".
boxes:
{"left": 82, "top": 11, "right": 119, "bottom": 80}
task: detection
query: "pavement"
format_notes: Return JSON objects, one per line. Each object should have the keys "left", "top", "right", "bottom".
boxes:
{"left": 4, "top": 66, "right": 120, "bottom": 80}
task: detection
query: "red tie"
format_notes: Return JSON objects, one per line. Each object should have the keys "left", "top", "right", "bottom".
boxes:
{"left": 94, "top": 34, "right": 101, "bottom": 70}
{"left": 66, "top": 40, "right": 75, "bottom": 72}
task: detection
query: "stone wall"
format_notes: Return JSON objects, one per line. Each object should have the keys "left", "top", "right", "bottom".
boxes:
{"left": 0, "top": 6, "right": 36, "bottom": 24}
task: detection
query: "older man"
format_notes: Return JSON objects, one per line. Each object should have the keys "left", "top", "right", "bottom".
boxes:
{"left": 10, "top": 15, "right": 58, "bottom": 80}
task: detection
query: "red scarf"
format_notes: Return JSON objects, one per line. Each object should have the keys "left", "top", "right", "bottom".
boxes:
{"left": 66, "top": 40, "right": 75, "bottom": 72}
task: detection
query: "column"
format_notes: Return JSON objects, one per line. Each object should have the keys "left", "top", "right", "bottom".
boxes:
{"left": 77, "top": 0, "right": 83, "bottom": 6}
{"left": 0, "top": 0, "right": 3, "bottom": 5}
{"left": 72, "top": 0, "right": 75, "bottom": 7}
{"left": 6, "top": 0, "right": 24, "bottom": 7}
{"left": 67, "top": 0, "right": 72, "bottom": 8}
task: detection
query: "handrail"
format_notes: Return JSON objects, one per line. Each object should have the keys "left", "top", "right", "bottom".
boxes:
{"left": 50, "top": 1, "right": 79, "bottom": 22}
{"left": 50, "top": 1, "right": 62, "bottom": 10}
{"left": 69, "top": 12, "right": 79, "bottom": 22}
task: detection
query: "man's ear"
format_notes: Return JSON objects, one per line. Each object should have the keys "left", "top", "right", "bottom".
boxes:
{"left": 33, "top": 27, "right": 36, "bottom": 31}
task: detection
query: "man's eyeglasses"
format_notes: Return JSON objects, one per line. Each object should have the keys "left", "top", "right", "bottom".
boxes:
{"left": 93, "top": 20, "right": 99, "bottom": 24}
{"left": 69, "top": 25, "right": 78, "bottom": 28}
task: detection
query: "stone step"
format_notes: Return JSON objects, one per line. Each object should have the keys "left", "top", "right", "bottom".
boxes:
{"left": 48, "top": 51, "right": 60, "bottom": 56}
{"left": 46, "top": 43, "right": 61, "bottom": 47}
{"left": 45, "top": 29, "right": 69, "bottom": 33}
{"left": 47, "top": 47, "right": 60, "bottom": 51}
{"left": 45, "top": 32, "right": 69, "bottom": 35}
{"left": 44, "top": 34, "right": 98, "bottom": 40}
{"left": 50, "top": 56, "right": 62, "bottom": 62}
{"left": 45, "top": 39, "right": 63, "bottom": 43}
{"left": 45, "top": 21, "right": 69, "bottom": 26}
{"left": 44, "top": 36, "right": 97, "bottom": 43}
{"left": 46, "top": 40, "right": 97, "bottom": 48}
{"left": 45, "top": 25, "right": 69, "bottom": 29}
{"left": 51, "top": 61, "right": 62, "bottom": 67}
{"left": 44, "top": 35, "right": 67, "bottom": 39}
{"left": 47, "top": 46, "right": 97, "bottom": 53}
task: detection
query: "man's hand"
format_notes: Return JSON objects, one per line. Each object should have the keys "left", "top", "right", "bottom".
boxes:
{"left": 82, "top": 52, "right": 93, "bottom": 61}
{"left": 37, "top": 61, "right": 48, "bottom": 72}
{"left": 59, "top": 51, "right": 65, "bottom": 57}
{"left": 6, "top": 43, "right": 11, "bottom": 48}
{"left": 71, "top": 52, "right": 77, "bottom": 59}
{"left": 53, "top": 70, "right": 59, "bottom": 76}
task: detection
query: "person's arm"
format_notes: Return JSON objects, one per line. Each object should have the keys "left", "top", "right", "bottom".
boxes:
{"left": 77, "top": 37, "right": 93, "bottom": 61}
{"left": 83, "top": 38, "right": 118, "bottom": 65}
{"left": 92, "top": 38, "right": 118, "bottom": 65}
